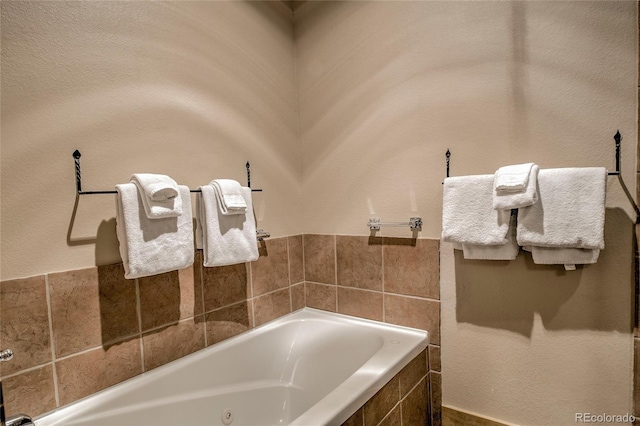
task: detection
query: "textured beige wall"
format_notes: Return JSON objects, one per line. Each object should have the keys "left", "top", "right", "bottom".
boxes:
{"left": 1, "top": 1, "right": 300, "bottom": 280}
{"left": 295, "top": 1, "right": 636, "bottom": 425}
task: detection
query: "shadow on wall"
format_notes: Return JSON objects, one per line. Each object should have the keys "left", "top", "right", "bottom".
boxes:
{"left": 454, "top": 208, "right": 634, "bottom": 337}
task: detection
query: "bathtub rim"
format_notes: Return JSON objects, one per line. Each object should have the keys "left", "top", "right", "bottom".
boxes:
{"left": 35, "top": 307, "right": 429, "bottom": 426}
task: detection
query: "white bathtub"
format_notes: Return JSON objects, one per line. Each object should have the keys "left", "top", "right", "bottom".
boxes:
{"left": 37, "top": 308, "right": 428, "bottom": 426}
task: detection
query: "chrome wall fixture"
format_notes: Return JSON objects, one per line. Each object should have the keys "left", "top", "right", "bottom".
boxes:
{"left": 367, "top": 217, "right": 422, "bottom": 231}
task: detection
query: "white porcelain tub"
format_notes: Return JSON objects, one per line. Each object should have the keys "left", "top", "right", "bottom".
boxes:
{"left": 37, "top": 308, "right": 428, "bottom": 426}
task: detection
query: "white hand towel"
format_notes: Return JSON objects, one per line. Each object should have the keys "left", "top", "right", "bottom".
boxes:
{"left": 494, "top": 163, "right": 534, "bottom": 192}
{"left": 462, "top": 215, "right": 519, "bottom": 260}
{"left": 493, "top": 164, "right": 540, "bottom": 210}
{"left": 115, "top": 184, "right": 194, "bottom": 279}
{"left": 196, "top": 185, "right": 258, "bottom": 267}
{"left": 516, "top": 167, "right": 606, "bottom": 250}
{"left": 442, "top": 175, "right": 511, "bottom": 245}
{"left": 530, "top": 246, "right": 600, "bottom": 268}
{"left": 211, "top": 179, "right": 247, "bottom": 215}
{"left": 130, "top": 174, "right": 183, "bottom": 219}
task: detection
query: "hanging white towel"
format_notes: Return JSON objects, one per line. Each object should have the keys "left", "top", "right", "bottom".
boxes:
{"left": 530, "top": 246, "right": 600, "bottom": 268}
{"left": 130, "top": 173, "right": 183, "bottom": 219}
{"left": 516, "top": 167, "right": 606, "bottom": 250}
{"left": 196, "top": 185, "right": 258, "bottom": 267}
{"left": 211, "top": 179, "right": 247, "bottom": 215}
{"left": 115, "top": 184, "right": 194, "bottom": 279}
{"left": 442, "top": 175, "right": 511, "bottom": 245}
{"left": 494, "top": 163, "right": 535, "bottom": 192}
{"left": 462, "top": 215, "right": 519, "bottom": 260}
{"left": 493, "top": 164, "right": 539, "bottom": 210}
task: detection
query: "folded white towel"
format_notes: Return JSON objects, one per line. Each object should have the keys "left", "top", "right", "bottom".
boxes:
{"left": 493, "top": 165, "right": 539, "bottom": 210}
{"left": 530, "top": 246, "right": 600, "bottom": 270}
{"left": 494, "top": 163, "right": 534, "bottom": 192}
{"left": 115, "top": 184, "right": 194, "bottom": 279}
{"left": 211, "top": 179, "right": 247, "bottom": 215}
{"left": 442, "top": 175, "right": 511, "bottom": 245}
{"left": 462, "top": 215, "right": 519, "bottom": 260}
{"left": 196, "top": 185, "right": 258, "bottom": 267}
{"left": 130, "top": 174, "right": 183, "bottom": 219}
{"left": 517, "top": 167, "right": 606, "bottom": 250}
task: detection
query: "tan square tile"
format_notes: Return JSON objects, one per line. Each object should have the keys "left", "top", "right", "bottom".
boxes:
{"left": 398, "top": 349, "right": 427, "bottom": 398}
{"left": 337, "top": 287, "right": 383, "bottom": 321}
{"left": 252, "top": 237, "right": 289, "bottom": 297}
{"left": 401, "top": 376, "right": 429, "bottom": 426}
{"left": 97, "top": 263, "right": 139, "bottom": 344}
{"left": 0, "top": 275, "right": 51, "bottom": 375}
{"left": 363, "top": 376, "right": 400, "bottom": 426}
{"left": 49, "top": 267, "right": 102, "bottom": 358}
{"left": 203, "top": 263, "right": 250, "bottom": 312}
{"left": 305, "top": 282, "right": 336, "bottom": 312}
{"left": 142, "top": 318, "right": 205, "bottom": 371}
{"left": 288, "top": 235, "right": 305, "bottom": 285}
{"left": 204, "top": 301, "right": 253, "bottom": 346}
{"left": 384, "top": 238, "right": 439, "bottom": 299}
{"left": 429, "top": 345, "right": 441, "bottom": 372}
{"left": 341, "top": 408, "right": 363, "bottom": 426}
{"left": 385, "top": 294, "right": 440, "bottom": 345}
{"left": 139, "top": 265, "right": 201, "bottom": 332}
{"left": 56, "top": 338, "right": 142, "bottom": 406}
{"left": 635, "top": 338, "right": 640, "bottom": 416}
{"left": 291, "top": 283, "right": 305, "bottom": 311}
{"left": 337, "top": 235, "right": 382, "bottom": 291}
{"left": 430, "top": 371, "right": 442, "bottom": 426}
{"left": 253, "top": 288, "right": 291, "bottom": 327}
{"left": 378, "top": 404, "right": 401, "bottom": 426}
{"left": 304, "top": 234, "right": 335, "bottom": 284}
{"left": 2, "top": 364, "right": 56, "bottom": 418}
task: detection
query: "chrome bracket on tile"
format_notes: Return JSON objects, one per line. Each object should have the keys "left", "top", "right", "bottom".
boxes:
{"left": 367, "top": 217, "right": 422, "bottom": 231}
{"left": 256, "top": 229, "right": 270, "bottom": 241}
{"left": 0, "top": 349, "right": 13, "bottom": 362}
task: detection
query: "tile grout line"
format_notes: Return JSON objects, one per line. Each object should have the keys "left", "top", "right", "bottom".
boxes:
{"left": 44, "top": 273, "right": 60, "bottom": 407}
{"left": 334, "top": 234, "right": 338, "bottom": 312}
{"left": 134, "top": 278, "right": 145, "bottom": 373}
{"left": 198, "top": 254, "right": 208, "bottom": 348}
{"left": 249, "top": 263, "right": 256, "bottom": 328}
{"left": 302, "top": 234, "right": 307, "bottom": 307}
{"left": 287, "top": 237, "right": 293, "bottom": 312}
{"left": 381, "top": 238, "right": 386, "bottom": 323}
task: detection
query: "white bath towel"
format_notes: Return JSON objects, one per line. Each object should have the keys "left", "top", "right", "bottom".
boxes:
{"left": 516, "top": 167, "right": 606, "bottom": 250}
{"left": 211, "top": 179, "right": 247, "bottom": 215}
{"left": 530, "top": 246, "right": 600, "bottom": 268}
{"left": 196, "top": 185, "right": 258, "bottom": 267}
{"left": 462, "top": 215, "right": 519, "bottom": 260}
{"left": 115, "top": 184, "right": 194, "bottom": 279}
{"left": 493, "top": 164, "right": 539, "bottom": 210}
{"left": 494, "top": 162, "right": 534, "bottom": 192}
{"left": 130, "top": 173, "right": 183, "bottom": 219}
{"left": 442, "top": 175, "right": 511, "bottom": 245}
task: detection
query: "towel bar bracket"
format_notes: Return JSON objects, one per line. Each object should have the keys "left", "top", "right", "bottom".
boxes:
{"left": 368, "top": 217, "right": 422, "bottom": 231}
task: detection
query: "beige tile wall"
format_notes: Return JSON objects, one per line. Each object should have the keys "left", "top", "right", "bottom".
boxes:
{"left": 1, "top": 233, "right": 440, "bottom": 424}
{"left": 0, "top": 235, "right": 304, "bottom": 418}
{"left": 302, "top": 234, "right": 441, "bottom": 426}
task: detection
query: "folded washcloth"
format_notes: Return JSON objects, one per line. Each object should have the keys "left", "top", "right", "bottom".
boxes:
{"left": 115, "top": 184, "right": 194, "bottom": 279}
{"left": 442, "top": 175, "right": 511, "bottom": 245}
{"left": 462, "top": 214, "right": 519, "bottom": 260}
{"left": 130, "top": 174, "right": 183, "bottom": 219}
{"left": 211, "top": 179, "right": 247, "bottom": 215}
{"left": 196, "top": 185, "right": 258, "bottom": 267}
{"left": 494, "top": 163, "right": 535, "bottom": 192}
{"left": 530, "top": 246, "right": 600, "bottom": 270}
{"left": 493, "top": 164, "right": 540, "bottom": 210}
{"left": 517, "top": 167, "right": 606, "bottom": 250}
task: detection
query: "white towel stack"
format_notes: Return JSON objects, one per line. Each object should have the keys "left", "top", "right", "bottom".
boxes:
{"left": 115, "top": 183, "right": 194, "bottom": 279}
{"left": 196, "top": 183, "right": 258, "bottom": 267}
{"left": 442, "top": 175, "right": 518, "bottom": 260}
{"left": 493, "top": 163, "right": 539, "bottom": 210}
{"left": 130, "top": 173, "right": 183, "bottom": 219}
{"left": 517, "top": 167, "right": 606, "bottom": 270}
{"left": 211, "top": 179, "right": 247, "bottom": 215}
